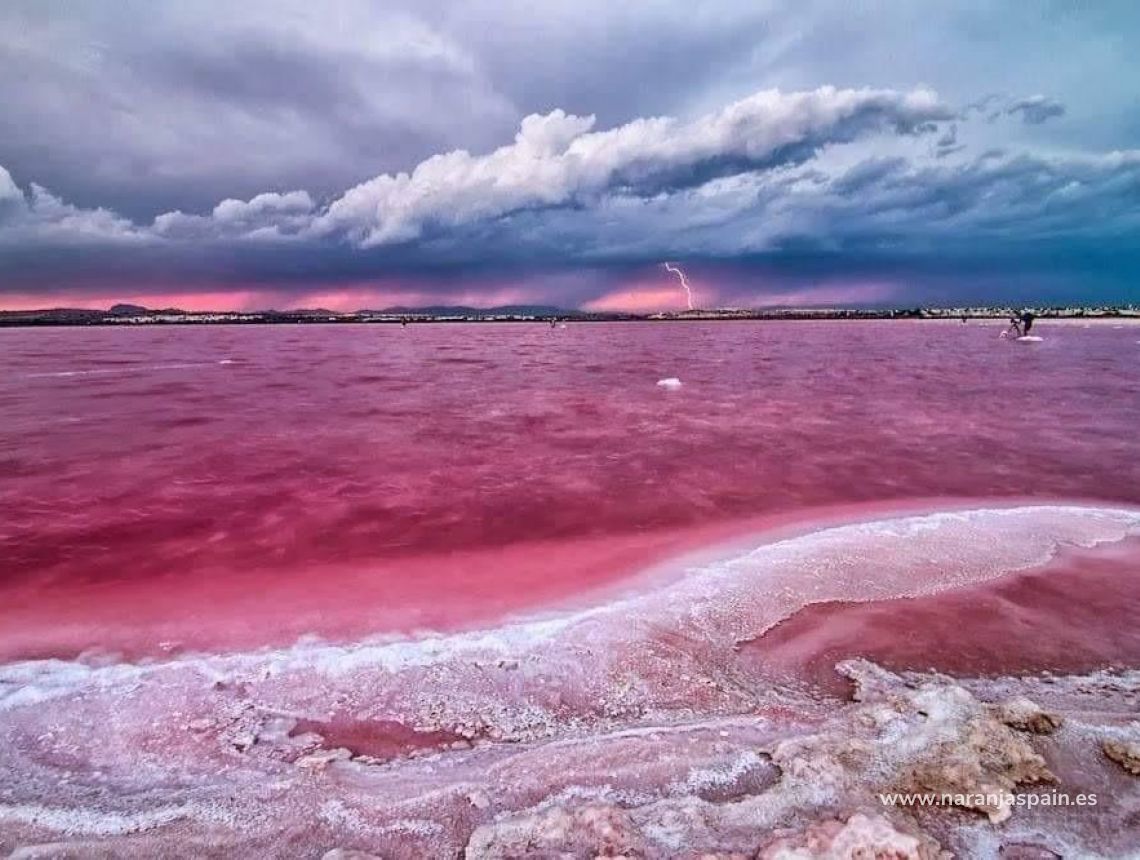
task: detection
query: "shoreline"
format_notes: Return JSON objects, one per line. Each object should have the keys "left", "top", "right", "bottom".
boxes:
{"left": 3, "top": 497, "right": 1136, "bottom": 667}
{"left": 2, "top": 309, "right": 1138, "bottom": 328}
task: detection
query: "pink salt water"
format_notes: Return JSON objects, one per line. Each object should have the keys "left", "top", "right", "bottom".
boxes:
{"left": 743, "top": 536, "right": 1140, "bottom": 695}
{"left": 1, "top": 320, "right": 1138, "bottom": 662}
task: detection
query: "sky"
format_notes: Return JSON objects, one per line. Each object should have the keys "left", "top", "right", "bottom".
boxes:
{"left": 1, "top": 0, "right": 1138, "bottom": 312}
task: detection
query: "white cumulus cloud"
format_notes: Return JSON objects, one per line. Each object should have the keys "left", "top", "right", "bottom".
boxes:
{"left": 152, "top": 190, "right": 316, "bottom": 240}
{"left": 314, "top": 86, "right": 952, "bottom": 247}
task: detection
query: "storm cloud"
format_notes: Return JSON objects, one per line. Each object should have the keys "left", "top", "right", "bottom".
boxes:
{"left": 1006, "top": 96, "right": 1067, "bottom": 125}
{"left": 1, "top": 1, "right": 1138, "bottom": 309}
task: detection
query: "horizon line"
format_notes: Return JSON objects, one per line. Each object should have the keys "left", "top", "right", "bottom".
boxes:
{"left": 2, "top": 303, "right": 1138, "bottom": 316}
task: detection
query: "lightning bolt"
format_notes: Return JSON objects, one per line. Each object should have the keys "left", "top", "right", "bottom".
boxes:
{"left": 663, "top": 262, "right": 695, "bottom": 310}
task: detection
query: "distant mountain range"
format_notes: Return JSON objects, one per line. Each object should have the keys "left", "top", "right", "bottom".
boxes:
{"left": 0, "top": 303, "right": 571, "bottom": 319}
{"left": 2, "top": 303, "right": 1136, "bottom": 326}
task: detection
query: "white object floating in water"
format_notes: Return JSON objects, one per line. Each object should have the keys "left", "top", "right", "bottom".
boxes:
{"left": 1016, "top": 336, "right": 1044, "bottom": 343}
{"left": 656, "top": 377, "right": 683, "bottom": 389}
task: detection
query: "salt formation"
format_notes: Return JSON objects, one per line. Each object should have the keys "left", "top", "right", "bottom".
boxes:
{"left": 463, "top": 660, "right": 1079, "bottom": 857}
{"left": 995, "top": 697, "right": 1063, "bottom": 735}
{"left": 757, "top": 813, "right": 948, "bottom": 859}
{"left": 466, "top": 804, "right": 646, "bottom": 858}
{"left": 1102, "top": 738, "right": 1140, "bottom": 776}
{"left": 838, "top": 662, "right": 1056, "bottom": 824}
{"left": 2, "top": 504, "right": 1139, "bottom": 856}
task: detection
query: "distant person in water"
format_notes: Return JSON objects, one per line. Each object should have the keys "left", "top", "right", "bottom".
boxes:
{"left": 1006, "top": 315, "right": 1023, "bottom": 338}
{"left": 1020, "top": 310, "right": 1036, "bottom": 335}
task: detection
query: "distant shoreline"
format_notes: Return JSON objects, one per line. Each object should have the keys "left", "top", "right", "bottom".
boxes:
{"left": 1, "top": 306, "right": 1137, "bottom": 327}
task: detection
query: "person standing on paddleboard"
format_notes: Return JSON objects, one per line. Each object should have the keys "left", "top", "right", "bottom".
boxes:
{"left": 1019, "top": 310, "right": 1036, "bottom": 336}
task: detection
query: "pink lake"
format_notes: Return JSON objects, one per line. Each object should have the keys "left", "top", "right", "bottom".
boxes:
{"left": 1, "top": 319, "right": 1138, "bottom": 661}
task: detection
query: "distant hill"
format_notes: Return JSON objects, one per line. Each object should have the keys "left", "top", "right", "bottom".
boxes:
{"left": 108, "top": 303, "right": 150, "bottom": 315}
{"left": 268, "top": 308, "right": 337, "bottom": 317}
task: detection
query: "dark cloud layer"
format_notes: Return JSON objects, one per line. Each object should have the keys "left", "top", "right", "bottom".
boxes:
{"left": 1, "top": 1, "right": 1139, "bottom": 308}
{"left": 1006, "top": 96, "right": 1066, "bottom": 125}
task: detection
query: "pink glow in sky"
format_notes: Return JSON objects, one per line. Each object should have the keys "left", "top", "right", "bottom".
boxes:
{"left": 119, "top": 291, "right": 269, "bottom": 312}
{"left": 583, "top": 278, "right": 897, "bottom": 313}
{"left": 292, "top": 284, "right": 539, "bottom": 311}
{"left": 0, "top": 290, "right": 270, "bottom": 313}
{"left": 583, "top": 285, "right": 692, "bottom": 313}
{"left": 0, "top": 275, "right": 897, "bottom": 314}
{"left": 0, "top": 283, "right": 545, "bottom": 313}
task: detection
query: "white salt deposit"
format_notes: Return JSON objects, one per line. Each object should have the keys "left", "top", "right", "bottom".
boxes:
{"left": 2, "top": 504, "right": 1139, "bottom": 857}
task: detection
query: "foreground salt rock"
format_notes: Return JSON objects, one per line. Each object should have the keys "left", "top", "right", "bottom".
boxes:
{"left": 757, "top": 813, "right": 947, "bottom": 859}
{"left": 776, "top": 660, "right": 1056, "bottom": 824}
{"left": 466, "top": 804, "right": 645, "bottom": 859}
{"left": 462, "top": 660, "right": 1061, "bottom": 857}
{"left": 1101, "top": 738, "right": 1140, "bottom": 776}
{"left": 994, "top": 697, "right": 1063, "bottom": 735}
{"left": 468, "top": 809, "right": 948, "bottom": 860}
